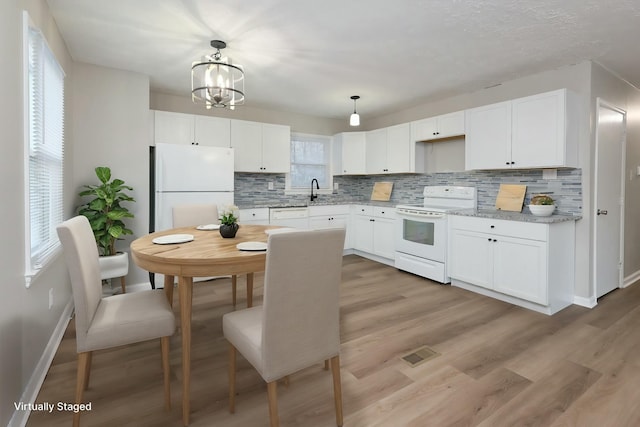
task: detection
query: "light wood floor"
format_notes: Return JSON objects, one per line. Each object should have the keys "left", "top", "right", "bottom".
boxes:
{"left": 28, "top": 255, "right": 640, "bottom": 427}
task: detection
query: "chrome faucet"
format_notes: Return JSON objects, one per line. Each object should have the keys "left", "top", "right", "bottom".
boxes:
{"left": 310, "top": 178, "right": 319, "bottom": 202}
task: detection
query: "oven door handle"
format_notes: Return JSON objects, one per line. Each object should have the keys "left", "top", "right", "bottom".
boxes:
{"left": 396, "top": 210, "right": 446, "bottom": 219}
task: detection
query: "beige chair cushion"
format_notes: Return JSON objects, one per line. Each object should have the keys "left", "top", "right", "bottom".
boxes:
{"left": 172, "top": 204, "right": 219, "bottom": 227}
{"left": 83, "top": 289, "right": 176, "bottom": 352}
{"left": 223, "top": 228, "right": 345, "bottom": 383}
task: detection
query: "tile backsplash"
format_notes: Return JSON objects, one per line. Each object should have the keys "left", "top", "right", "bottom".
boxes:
{"left": 235, "top": 169, "right": 582, "bottom": 215}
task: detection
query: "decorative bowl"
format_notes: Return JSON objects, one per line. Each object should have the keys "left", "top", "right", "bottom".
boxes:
{"left": 528, "top": 204, "right": 555, "bottom": 217}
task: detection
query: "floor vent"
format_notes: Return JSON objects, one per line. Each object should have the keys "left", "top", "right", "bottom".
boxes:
{"left": 401, "top": 346, "right": 440, "bottom": 367}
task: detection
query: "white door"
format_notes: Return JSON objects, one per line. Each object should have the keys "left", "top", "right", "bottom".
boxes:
{"left": 594, "top": 100, "right": 626, "bottom": 298}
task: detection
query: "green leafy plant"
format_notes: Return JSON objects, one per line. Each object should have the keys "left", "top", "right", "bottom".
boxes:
{"left": 220, "top": 205, "right": 239, "bottom": 226}
{"left": 530, "top": 194, "right": 554, "bottom": 205}
{"left": 78, "top": 167, "right": 135, "bottom": 256}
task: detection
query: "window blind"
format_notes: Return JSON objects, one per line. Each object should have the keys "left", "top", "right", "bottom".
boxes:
{"left": 289, "top": 134, "right": 330, "bottom": 189}
{"left": 25, "top": 22, "right": 65, "bottom": 285}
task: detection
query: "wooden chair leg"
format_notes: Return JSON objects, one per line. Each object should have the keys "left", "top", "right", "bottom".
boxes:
{"left": 231, "top": 275, "right": 237, "bottom": 306}
{"left": 74, "top": 352, "right": 91, "bottom": 427}
{"left": 120, "top": 276, "right": 126, "bottom": 293}
{"left": 330, "top": 356, "right": 344, "bottom": 427}
{"left": 229, "top": 343, "right": 236, "bottom": 413}
{"left": 267, "top": 381, "right": 279, "bottom": 427}
{"left": 83, "top": 352, "right": 93, "bottom": 390}
{"left": 161, "top": 336, "right": 171, "bottom": 411}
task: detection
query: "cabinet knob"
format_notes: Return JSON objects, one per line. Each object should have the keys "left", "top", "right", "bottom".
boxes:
{"left": 490, "top": 225, "right": 495, "bottom": 228}
{"left": 488, "top": 238, "right": 492, "bottom": 241}
{"left": 510, "top": 161, "right": 515, "bottom": 165}
{"left": 493, "top": 239, "right": 497, "bottom": 242}
{"left": 505, "top": 161, "right": 510, "bottom": 165}
{"left": 370, "top": 219, "right": 375, "bottom": 222}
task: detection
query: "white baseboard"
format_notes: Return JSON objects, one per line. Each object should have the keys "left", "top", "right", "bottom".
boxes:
{"left": 623, "top": 270, "right": 640, "bottom": 288}
{"left": 573, "top": 295, "right": 597, "bottom": 308}
{"left": 9, "top": 297, "right": 74, "bottom": 427}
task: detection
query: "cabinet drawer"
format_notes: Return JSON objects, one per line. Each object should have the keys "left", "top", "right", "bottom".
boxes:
{"left": 309, "top": 204, "right": 351, "bottom": 217}
{"left": 354, "top": 205, "right": 373, "bottom": 216}
{"left": 450, "top": 215, "right": 548, "bottom": 241}
{"left": 239, "top": 208, "right": 269, "bottom": 222}
{"left": 373, "top": 206, "right": 395, "bottom": 218}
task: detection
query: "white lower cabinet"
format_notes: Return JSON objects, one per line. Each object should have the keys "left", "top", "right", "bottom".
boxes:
{"left": 239, "top": 208, "right": 269, "bottom": 225}
{"left": 448, "top": 215, "right": 575, "bottom": 315}
{"left": 309, "top": 205, "right": 350, "bottom": 250}
{"left": 352, "top": 206, "right": 396, "bottom": 263}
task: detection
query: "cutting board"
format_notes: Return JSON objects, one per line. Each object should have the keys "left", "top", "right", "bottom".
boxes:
{"left": 371, "top": 182, "right": 393, "bottom": 201}
{"left": 495, "top": 184, "right": 527, "bottom": 212}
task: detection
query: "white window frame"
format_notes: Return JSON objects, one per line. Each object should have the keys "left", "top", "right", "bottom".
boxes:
{"left": 285, "top": 132, "right": 333, "bottom": 195}
{"left": 23, "top": 12, "right": 66, "bottom": 288}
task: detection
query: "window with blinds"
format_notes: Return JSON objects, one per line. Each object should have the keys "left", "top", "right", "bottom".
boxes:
{"left": 24, "top": 15, "right": 65, "bottom": 287}
{"left": 288, "top": 133, "right": 331, "bottom": 189}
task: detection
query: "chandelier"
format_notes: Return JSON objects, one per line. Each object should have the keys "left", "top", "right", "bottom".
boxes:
{"left": 192, "top": 40, "right": 245, "bottom": 110}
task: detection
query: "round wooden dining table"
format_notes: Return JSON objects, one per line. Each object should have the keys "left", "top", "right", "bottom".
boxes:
{"left": 131, "top": 224, "right": 277, "bottom": 426}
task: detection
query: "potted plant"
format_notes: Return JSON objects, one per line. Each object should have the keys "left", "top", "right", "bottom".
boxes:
{"left": 528, "top": 194, "right": 555, "bottom": 217}
{"left": 78, "top": 167, "right": 135, "bottom": 292}
{"left": 219, "top": 205, "right": 239, "bottom": 238}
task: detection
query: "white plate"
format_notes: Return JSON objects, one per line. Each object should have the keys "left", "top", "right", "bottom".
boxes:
{"left": 152, "top": 234, "right": 194, "bottom": 245}
{"left": 264, "top": 228, "right": 298, "bottom": 235}
{"left": 196, "top": 224, "right": 220, "bottom": 230}
{"left": 236, "top": 241, "right": 268, "bottom": 251}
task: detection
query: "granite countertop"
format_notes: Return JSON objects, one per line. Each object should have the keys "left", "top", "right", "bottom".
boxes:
{"left": 451, "top": 209, "right": 581, "bottom": 224}
{"left": 238, "top": 200, "right": 397, "bottom": 209}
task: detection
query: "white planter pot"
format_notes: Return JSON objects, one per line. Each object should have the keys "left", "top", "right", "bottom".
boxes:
{"left": 528, "top": 204, "right": 555, "bottom": 217}
{"left": 98, "top": 251, "right": 129, "bottom": 280}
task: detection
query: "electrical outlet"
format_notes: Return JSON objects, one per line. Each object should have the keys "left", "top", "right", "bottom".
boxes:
{"left": 333, "top": 182, "right": 339, "bottom": 190}
{"left": 49, "top": 288, "right": 54, "bottom": 310}
{"left": 268, "top": 182, "right": 274, "bottom": 190}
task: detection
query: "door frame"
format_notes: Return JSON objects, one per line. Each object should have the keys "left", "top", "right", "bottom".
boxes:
{"left": 592, "top": 98, "right": 627, "bottom": 299}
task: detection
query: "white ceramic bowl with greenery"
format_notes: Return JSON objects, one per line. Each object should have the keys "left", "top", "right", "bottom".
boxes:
{"left": 528, "top": 204, "right": 555, "bottom": 216}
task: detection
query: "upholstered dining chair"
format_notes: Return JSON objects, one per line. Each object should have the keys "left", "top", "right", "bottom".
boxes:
{"left": 223, "top": 228, "right": 346, "bottom": 427}
{"left": 57, "top": 216, "right": 176, "bottom": 427}
{"left": 172, "top": 204, "right": 240, "bottom": 306}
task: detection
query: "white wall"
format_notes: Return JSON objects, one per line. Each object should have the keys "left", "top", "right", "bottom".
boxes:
{"left": 72, "top": 63, "right": 151, "bottom": 286}
{"left": 1, "top": 1, "right": 74, "bottom": 425}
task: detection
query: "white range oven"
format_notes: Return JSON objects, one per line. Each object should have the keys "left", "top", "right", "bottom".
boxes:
{"left": 395, "top": 186, "right": 476, "bottom": 283}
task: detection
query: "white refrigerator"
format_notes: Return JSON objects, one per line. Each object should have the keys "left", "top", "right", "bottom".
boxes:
{"left": 151, "top": 143, "right": 234, "bottom": 232}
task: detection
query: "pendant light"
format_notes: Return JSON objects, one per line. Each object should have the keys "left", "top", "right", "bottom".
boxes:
{"left": 192, "top": 40, "right": 245, "bottom": 110}
{"left": 349, "top": 95, "right": 360, "bottom": 126}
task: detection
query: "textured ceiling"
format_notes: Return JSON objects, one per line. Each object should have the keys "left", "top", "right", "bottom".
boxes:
{"left": 47, "top": 0, "right": 640, "bottom": 120}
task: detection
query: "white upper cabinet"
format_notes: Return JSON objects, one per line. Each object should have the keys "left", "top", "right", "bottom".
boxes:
{"left": 365, "top": 128, "right": 388, "bottom": 174}
{"left": 153, "top": 110, "right": 230, "bottom": 147}
{"left": 411, "top": 111, "right": 465, "bottom": 141}
{"left": 464, "top": 101, "right": 512, "bottom": 170}
{"left": 386, "top": 123, "right": 412, "bottom": 173}
{"left": 231, "top": 120, "right": 290, "bottom": 173}
{"left": 511, "top": 90, "right": 578, "bottom": 168}
{"left": 333, "top": 132, "right": 367, "bottom": 175}
{"left": 465, "top": 89, "right": 578, "bottom": 170}
{"left": 193, "top": 115, "right": 231, "bottom": 147}
{"left": 365, "top": 123, "right": 412, "bottom": 174}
